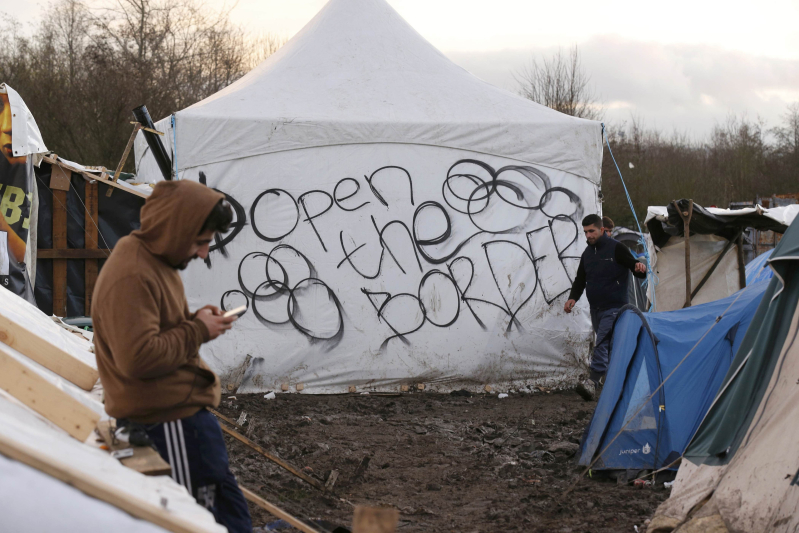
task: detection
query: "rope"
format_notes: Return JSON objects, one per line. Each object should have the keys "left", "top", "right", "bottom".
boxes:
{"left": 601, "top": 123, "right": 658, "bottom": 311}
{"left": 562, "top": 281, "right": 754, "bottom": 497}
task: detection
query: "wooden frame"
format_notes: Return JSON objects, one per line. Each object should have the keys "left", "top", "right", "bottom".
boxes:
{"left": 0, "top": 431, "right": 216, "bottom": 533}
{"left": 0, "top": 312, "right": 98, "bottom": 390}
{"left": 0, "top": 345, "right": 99, "bottom": 440}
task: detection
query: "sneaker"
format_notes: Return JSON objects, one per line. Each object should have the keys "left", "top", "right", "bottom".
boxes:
{"left": 575, "top": 380, "right": 597, "bottom": 401}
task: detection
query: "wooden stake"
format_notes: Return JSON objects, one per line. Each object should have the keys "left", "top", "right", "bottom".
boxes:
{"left": 214, "top": 416, "right": 324, "bottom": 491}
{"left": 85, "top": 181, "right": 100, "bottom": 315}
{"left": 673, "top": 200, "right": 694, "bottom": 308}
{"left": 0, "top": 431, "right": 215, "bottom": 533}
{"left": 240, "top": 486, "right": 322, "bottom": 533}
{"left": 52, "top": 187, "right": 68, "bottom": 318}
{"left": 352, "top": 506, "right": 399, "bottom": 533}
{"left": 737, "top": 232, "right": 747, "bottom": 289}
{"left": 0, "top": 345, "right": 100, "bottom": 441}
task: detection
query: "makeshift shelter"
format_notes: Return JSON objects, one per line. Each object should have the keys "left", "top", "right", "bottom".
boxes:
{"left": 577, "top": 279, "right": 768, "bottom": 472}
{"left": 648, "top": 215, "right": 799, "bottom": 533}
{"left": 646, "top": 200, "right": 798, "bottom": 312}
{"left": 135, "top": 0, "right": 603, "bottom": 393}
{"left": 0, "top": 281, "right": 226, "bottom": 533}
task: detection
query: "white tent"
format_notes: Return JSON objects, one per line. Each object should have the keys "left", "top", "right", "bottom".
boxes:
{"left": 135, "top": 0, "right": 603, "bottom": 393}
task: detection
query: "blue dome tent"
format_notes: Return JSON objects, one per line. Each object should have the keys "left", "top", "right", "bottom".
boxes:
{"left": 577, "top": 279, "right": 769, "bottom": 472}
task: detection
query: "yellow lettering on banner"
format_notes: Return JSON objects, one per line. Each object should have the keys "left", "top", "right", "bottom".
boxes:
{"left": 1, "top": 186, "right": 26, "bottom": 225}
{"left": 22, "top": 192, "right": 32, "bottom": 230}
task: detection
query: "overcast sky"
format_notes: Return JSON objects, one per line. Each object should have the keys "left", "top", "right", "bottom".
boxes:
{"left": 9, "top": 0, "right": 799, "bottom": 137}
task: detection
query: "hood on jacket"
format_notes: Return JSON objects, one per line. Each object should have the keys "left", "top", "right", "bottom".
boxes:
{"left": 131, "top": 180, "right": 224, "bottom": 267}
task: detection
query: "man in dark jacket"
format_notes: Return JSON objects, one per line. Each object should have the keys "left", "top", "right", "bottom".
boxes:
{"left": 565, "top": 214, "right": 647, "bottom": 400}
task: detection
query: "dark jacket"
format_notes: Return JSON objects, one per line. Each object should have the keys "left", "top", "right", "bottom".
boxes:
{"left": 568, "top": 235, "right": 646, "bottom": 310}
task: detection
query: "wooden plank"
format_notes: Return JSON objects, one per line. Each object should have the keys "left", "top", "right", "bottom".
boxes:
{"left": 352, "top": 506, "right": 399, "bottom": 533}
{"left": 673, "top": 200, "right": 694, "bottom": 308}
{"left": 240, "top": 486, "right": 322, "bottom": 533}
{"left": 0, "top": 312, "right": 98, "bottom": 390}
{"left": 0, "top": 432, "right": 213, "bottom": 533}
{"left": 214, "top": 415, "right": 324, "bottom": 491}
{"left": 52, "top": 188, "right": 69, "bottom": 318}
{"left": 737, "top": 233, "right": 747, "bottom": 289}
{"left": 96, "top": 419, "right": 172, "bottom": 477}
{"left": 107, "top": 123, "right": 142, "bottom": 197}
{"left": 38, "top": 249, "right": 110, "bottom": 259}
{"left": 0, "top": 345, "right": 99, "bottom": 441}
{"left": 85, "top": 181, "right": 100, "bottom": 315}
{"left": 41, "top": 155, "right": 149, "bottom": 199}
{"left": 49, "top": 164, "right": 71, "bottom": 191}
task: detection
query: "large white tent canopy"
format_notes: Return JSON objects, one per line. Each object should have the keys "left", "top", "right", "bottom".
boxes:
{"left": 135, "top": 0, "right": 603, "bottom": 393}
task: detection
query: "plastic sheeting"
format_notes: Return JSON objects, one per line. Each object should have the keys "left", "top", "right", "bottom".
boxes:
{"left": 0, "top": 84, "right": 47, "bottom": 164}
{"left": 186, "top": 145, "right": 597, "bottom": 393}
{"left": 33, "top": 162, "right": 145, "bottom": 316}
{"left": 744, "top": 249, "right": 774, "bottom": 286}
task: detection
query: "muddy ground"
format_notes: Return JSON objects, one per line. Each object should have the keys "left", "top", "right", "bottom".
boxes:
{"left": 218, "top": 390, "right": 669, "bottom": 533}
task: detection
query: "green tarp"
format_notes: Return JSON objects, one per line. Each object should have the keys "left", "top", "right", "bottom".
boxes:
{"left": 684, "top": 215, "right": 799, "bottom": 466}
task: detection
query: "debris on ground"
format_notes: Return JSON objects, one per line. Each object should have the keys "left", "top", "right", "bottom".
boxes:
{"left": 219, "top": 390, "right": 668, "bottom": 532}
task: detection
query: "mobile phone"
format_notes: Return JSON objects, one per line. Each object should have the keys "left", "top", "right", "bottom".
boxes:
{"left": 223, "top": 305, "right": 247, "bottom": 318}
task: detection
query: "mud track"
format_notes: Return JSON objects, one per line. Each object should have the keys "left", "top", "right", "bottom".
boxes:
{"left": 219, "top": 390, "right": 668, "bottom": 532}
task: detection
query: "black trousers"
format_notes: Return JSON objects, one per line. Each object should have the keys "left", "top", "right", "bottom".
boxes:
{"left": 143, "top": 408, "right": 252, "bottom": 533}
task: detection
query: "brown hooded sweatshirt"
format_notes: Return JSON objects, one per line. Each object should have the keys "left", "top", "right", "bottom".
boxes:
{"left": 92, "top": 180, "right": 224, "bottom": 423}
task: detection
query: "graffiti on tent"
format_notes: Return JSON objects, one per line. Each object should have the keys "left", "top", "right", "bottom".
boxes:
{"left": 204, "top": 159, "right": 584, "bottom": 349}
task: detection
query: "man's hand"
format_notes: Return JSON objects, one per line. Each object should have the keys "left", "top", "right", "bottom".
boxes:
{"left": 196, "top": 308, "right": 236, "bottom": 340}
{"left": 564, "top": 299, "right": 576, "bottom": 313}
{"left": 635, "top": 262, "right": 647, "bottom": 274}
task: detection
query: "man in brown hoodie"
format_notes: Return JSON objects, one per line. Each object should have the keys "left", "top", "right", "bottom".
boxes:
{"left": 93, "top": 180, "right": 251, "bottom": 532}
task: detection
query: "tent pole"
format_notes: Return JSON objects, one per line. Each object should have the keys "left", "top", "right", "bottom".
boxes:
{"left": 674, "top": 200, "right": 694, "bottom": 307}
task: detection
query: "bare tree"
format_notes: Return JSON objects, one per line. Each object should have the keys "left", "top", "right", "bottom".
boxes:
{"left": 0, "top": 0, "right": 284, "bottom": 171}
{"left": 515, "top": 46, "right": 603, "bottom": 120}
{"left": 771, "top": 102, "right": 799, "bottom": 170}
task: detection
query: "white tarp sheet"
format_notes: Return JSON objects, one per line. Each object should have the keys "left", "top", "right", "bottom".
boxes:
{"left": 136, "top": 0, "right": 603, "bottom": 392}
{"left": 645, "top": 204, "right": 799, "bottom": 228}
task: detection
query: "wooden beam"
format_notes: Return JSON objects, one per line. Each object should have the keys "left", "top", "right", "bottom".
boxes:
{"left": 96, "top": 419, "right": 171, "bottom": 477}
{"left": 352, "top": 506, "right": 399, "bottom": 533}
{"left": 85, "top": 181, "right": 100, "bottom": 315}
{"left": 0, "top": 312, "right": 98, "bottom": 390}
{"left": 108, "top": 123, "right": 142, "bottom": 197}
{"left": 41, "top": 155, "right": 149, "bottom": 199}
{"left": 38, "top": 249, "right": 110, "bottom": 259}
{"left": 0, "top": 432, "right": 214, "bottom": 533}
{"left": 214, "top": 416, "right": 324, "bottom": 491}
{"left": 52, "top": 188, "right": 68, "bottom": 318}
{"left": 240, "top": 486, "right": 322, "bottom": 533}
{"left": 0, "top": 345, "right": 99, "bottom": 440}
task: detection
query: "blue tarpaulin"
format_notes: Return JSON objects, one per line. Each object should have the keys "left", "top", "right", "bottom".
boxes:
{"left": 577, "top": 279, "right": 769, "bottom": 471}
{"left": 744, "top": 249, "right": 774, "bottom": 286}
